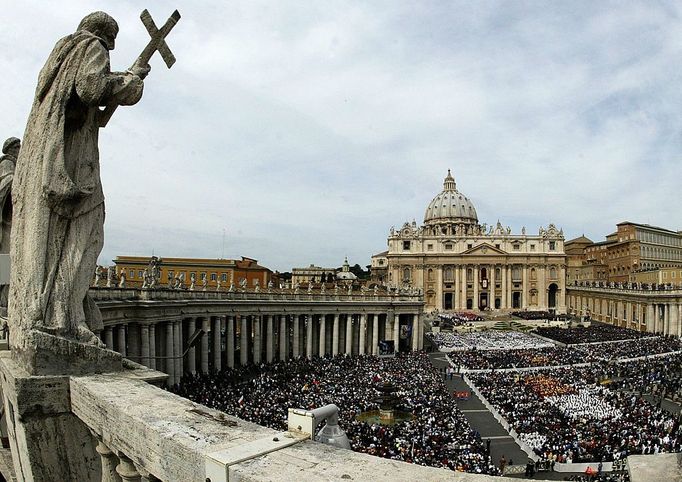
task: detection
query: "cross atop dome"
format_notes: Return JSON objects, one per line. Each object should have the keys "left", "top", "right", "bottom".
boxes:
{"left": 443, "top": 169, "right": 456, "bottom": 191}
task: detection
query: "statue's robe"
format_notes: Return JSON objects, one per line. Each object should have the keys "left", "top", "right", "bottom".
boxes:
{"left": 9, "top": 30, "right": 144, "bottom": 349}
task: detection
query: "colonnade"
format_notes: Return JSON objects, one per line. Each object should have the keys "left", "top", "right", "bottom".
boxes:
{"left": 101, "top": 311, "right": 423, "bottom": 385}
{"left": 567, "top": 290, "right": 682, "bottom": 337}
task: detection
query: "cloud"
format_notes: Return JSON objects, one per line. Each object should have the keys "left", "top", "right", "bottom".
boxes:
{"left": 1, "top": 1, "right": 680, "bottom": 271}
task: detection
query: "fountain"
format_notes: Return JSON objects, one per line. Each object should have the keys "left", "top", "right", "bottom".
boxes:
{"left": 356, "top": 380, "right": 414, "bottom": 426}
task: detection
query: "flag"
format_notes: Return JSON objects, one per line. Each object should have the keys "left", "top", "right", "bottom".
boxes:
{"left": 238, "top": 395, "right": 245, "bottom": 406}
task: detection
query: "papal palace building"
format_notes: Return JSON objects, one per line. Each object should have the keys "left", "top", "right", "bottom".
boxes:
{"left": 374, "top": 171, "right": 567, "bottom": 313}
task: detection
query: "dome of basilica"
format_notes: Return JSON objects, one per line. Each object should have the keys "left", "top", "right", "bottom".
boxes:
{"left": 423, "top": 170, "right": 478, "bottom": 226}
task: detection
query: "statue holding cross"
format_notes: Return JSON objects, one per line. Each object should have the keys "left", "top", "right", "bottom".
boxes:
{"left": 8, "top": 10, "right": 180, "bottom": 373}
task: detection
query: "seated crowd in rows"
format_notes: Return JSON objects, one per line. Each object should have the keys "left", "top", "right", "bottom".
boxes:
{"left": 511, "top": 310, "right": 553, "bottom": 320}
{"left": 170, "top": 352, "right": 499, "bottom": 475}
{"left": 426, "top": 330, "right": 554, "bottom": 352}
{"left": 534, "top": 324, "right": 655, "bottom": 344}
{"left": 436, "top": 312, "right": 484, "bottom": 327}
{"left": 468, "top": 358, "right": 682, "bottom": 463}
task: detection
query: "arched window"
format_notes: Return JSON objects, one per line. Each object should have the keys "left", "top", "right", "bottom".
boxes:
{"left": 444, "top": 267, "right": 453, "bottom": 281}
{"left": 428, "top": 268, "right": 434, "bottom": 281}
{"left": 403, "top": 267, "right": 411, "bottom": 282}
{"left": 467, "top": 268, "right": 473, "bottom": 281}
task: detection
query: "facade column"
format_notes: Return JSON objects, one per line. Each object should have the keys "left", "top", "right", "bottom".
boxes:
{"left": 393, "top": 312, "right": 400, "bottom": 350}
{"left": 332, "top": 313, "right": 340, "bottom": 356}
{"left": 165, "top": 321, "right": 174, "bottom": 383}
{"left": 319, "top": 315, "right": 327, "bottom": 357}
{"left": 559, "top": 266, "right": 566, "bottom": 312}
{"left": 117, "top": 324, "right": 127, "bottom": 357}
{"left": 240, "top": 315, "right": 249, "bottom": 365}
{"left": 187, "top": 319, "right": 196, "bottom": 374}
{"left": 149, "top": 324, "right": 156, "bottom": 370}
{"left": 140, "top": 324, "right": 150, "bottom": 368}
{"left": 214, "top": 316, "right": 222, "bottom": 371}
{"left": 473, "top": 265, "right": 479, "bottom": 310}
{"left": 292, "top": 314, "right": 300, "bottom": 358}
{"left": 500, "top": 266, "right": 506, "bottom": 309}
{"left": 104, "top": 326, "right": 114, "bottom": 350}
{"left": 358, "top": 314, "right": 366, "bottom": 355}
{"left": 265, "top": 315, "right": 273, "bottom": 363}
{"left": 345, "top": 314, "right": 353, "bottom": 355}
{"left": 227, "top": 316, "right": 235, "bottom": 368}
{"left": 460, "top": 266, "right": 467, "bottom": 309}
{"left": 490, "top": 264, "right": 496, "bottom": 309}
{"left": 522, "top": 266, "right": 528, "bottom": 309}
{"left": 372, "top": 314, "right": 379, "bottom": 355}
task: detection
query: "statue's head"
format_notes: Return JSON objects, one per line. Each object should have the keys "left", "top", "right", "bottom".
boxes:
{"left": 78, "top": 11, "right": 119, "bottom": 50}
{"left": 2, "top": 137, "right": 20, "bottom": 158}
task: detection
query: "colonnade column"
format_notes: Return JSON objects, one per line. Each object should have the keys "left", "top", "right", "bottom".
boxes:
{"left": 165, "top": 321, "right": 174, "bottom": 382}
{"left": 393, "top": 313, "right": 400, "bottom": 350}
{"left": 522, "top": 266, "right": 528, "bottom": 309}
{"left": 214, "top": 316, "right": 222, "bottom": 371}
{"left": 411, "top": 314, "right": 419, "bottom": 351}
{"left": 358, "top": 314, "right": 366, "bottom": 355}
{"left": 372, "top": 314, "right": 379, "bottom": 355}
{"left": 293, "top": 315, "right": 300, "bottom": 358}
{"left": 187, "top": 319, "right": 196, "bottom": 374}
{"left": 663, "top": 304, "right": 670, "bottom": 335}
{"left": 332, "top": 314, "right": 340, "bottom": 356}
{"left": 140, "top": 324, "right": 150, "bottom": 367}
{"left": 149, "top": 324, "right": 156, "bottom": 370}
{"left": 253, "top": 315, "right": 262, "bottom": 365}
{"left": 104, "top": 326, "right": 114, "bottom": 350}
{"left": 117, "top": 325, "right": 127, "bottom": 357}
{"left": 241, "top": 315, "right": 248, "bottom": 365}
{"left": 345, "top": 315, "right": 353, "bottom": 355}
{"left": 265, "top": 315, "right": 273, "bottom": 363}
{"left": 646, "top": 304, "right": 655, "bottom": 333}
{"left": 319, "top": 315, "right": 327, "bottom": 357}
{"left": 279, "top": 315, "right": 287, "bottom": 361}
{"left": 306, "top": 315, "right": 314, "bottom": 359}
{"left": 227, "top": 315, "right": 235, "bottom": 368}
{"left": 173, "top": 319, "right": 182, "bottom": 384}
{"left": 200, "top": 317, "right": 209, "bottom": 373}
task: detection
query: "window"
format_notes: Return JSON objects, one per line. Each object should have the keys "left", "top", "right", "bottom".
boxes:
{"left": 427, "top": 269, "right": 434, "bottom": 281}
{"left": 495, "top": 244, "right": 500, "bottom": 249}
{"left": 427, "top": 243, "right": 434, "bottom": 251}
{"left": 513, "top": 244, "right": 520, "bottom": 250}
{"left": 530, "top": 244, "right": 535, "bottom": 251}
{"left": 467, "top": 243, "right": 472, "bottom": 249}
{"left": 211, "top": 273, "right": 217, "bottom": 281}
{"left": 190, "top": 272, "right": 196, "bottom": 280}
{"left": 403, "top": 241, "right": 411, "bottom": 250}
{"left": 444, "top": 267, "right": 453, "bottom": 281}
{"left": 168, "top": 270, "right": 174, "bottom": 278}
{"left": 201, "top": 272, "right": 207, "bottom": 280}
{"left": 221, "top": 273, "right": 228, "bottom": 282}
{"left": 445, "top": 243, "right": 453, "bottom": 250}
{"left": 129, "top": 269, "right": 134, "bottom": 278}
{"left": 549, "top": 241, "right": 556, "bottom": 250}
{"left": 403, "top": 267, "right": 411, "bottom": 281}
{"left": 378, "top": 259, "right": 384, "bottom": 266}
{"left": 138, "top": 270, "right": 143, "bottom": 278}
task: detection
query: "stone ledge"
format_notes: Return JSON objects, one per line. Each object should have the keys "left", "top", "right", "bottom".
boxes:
{"left": 627, "top": 453, "right": 681, "bottom": 482}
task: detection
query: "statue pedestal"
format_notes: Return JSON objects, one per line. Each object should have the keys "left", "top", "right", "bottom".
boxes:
{"left": 0, "top": 352, "right": 100, "bottom": 481}
{"left": 12, "top": 330, "right": 122, "bottom": 376}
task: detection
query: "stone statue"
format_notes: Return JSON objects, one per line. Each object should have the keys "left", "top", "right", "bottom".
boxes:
{"left": 0, "top": 138, "right": 19, "bottom": 257}
{"left": 347, "top": 284, "right": 353, "bottom": 295}
{"left": 106, "top": 266, "right": 116, "bottom": 288}
{"left": 215, "top": 280, "right": 221, "bottom": 291}
{"left": 189, "top": 273, "right": 195, "bottom": 291}
{"left": 320, "top": 283, "right": 326, "bottom": 294}
{"left": 373, "top": 285, "right": 378, "bottom": 295}
{"left": 334, "top": 283, "right": 339, "bottom": 295}
{"left": 267, "top": 280, "right": 273, "bottom": 293}
{"left": 8, "top": 12, "right": 154, "bottom": 355}
{"left": 94, "top": 265, "right": 103, "bottom": 287}
{"left": 293, "top": 282, "right": 300, "bottom": 294}
{"left": 521, "top": 226, "right": 526, "bottom": 235}
{"left": 254, "top": 280, "right": 260, "bottom": 293}
{"left": 239, "top": 278, "right": 247, "bottom": 292}
{"left": 167, "top": 273, "right": 174, "bottom": 289}
{"left": 118, "top": 273, "right": 126, "bottom": 288}
{"left": 228, "top": 282, "right": 235, "bottom": 292}
{"left": 307, "top": 283, "right": 313, "bottom": 294}
{"left": 202, "top": 276, "right": 208, "bottom": 292}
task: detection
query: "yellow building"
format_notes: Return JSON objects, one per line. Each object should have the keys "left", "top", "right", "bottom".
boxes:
{"left": 113, "top": 256, "right": 274, "bottom": 289}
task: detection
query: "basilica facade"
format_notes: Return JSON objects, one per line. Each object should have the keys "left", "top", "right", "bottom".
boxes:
{"left": 375, "top": 171, "right": 567, "bottom": 313}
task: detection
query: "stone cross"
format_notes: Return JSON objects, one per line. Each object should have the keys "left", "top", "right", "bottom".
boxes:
{"left": 99, "top": 9, "right": 181, "bottom": 127}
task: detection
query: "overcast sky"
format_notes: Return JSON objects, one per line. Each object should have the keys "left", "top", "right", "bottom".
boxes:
{"left": 1, "top": 1, "right": 681, "bottom": 272}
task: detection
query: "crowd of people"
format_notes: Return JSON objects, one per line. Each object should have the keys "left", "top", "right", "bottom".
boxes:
{"left": 171, "top": 352, "right": 500, "bottom": 475}
{"left": 436, "top": 312, "right": 484, "bottom": 327}
{"left": 468, "top": 359, "right": 682, "bottom": 464}
{"left": 426, "top": 330, "right": 554, "bottom": 352}
{"left": 511, "top": 310, "right": 554, "bottom": 320}
{"left": 447, "top": 346, "right": 597, "bottom": 370}
{"left": 535, "top": 324, "right": 655, "bottom": 344}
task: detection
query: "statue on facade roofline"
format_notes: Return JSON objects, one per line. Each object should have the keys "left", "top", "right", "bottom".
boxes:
{"left": 189, "top": 273, "right": 195, "bottom": 291}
